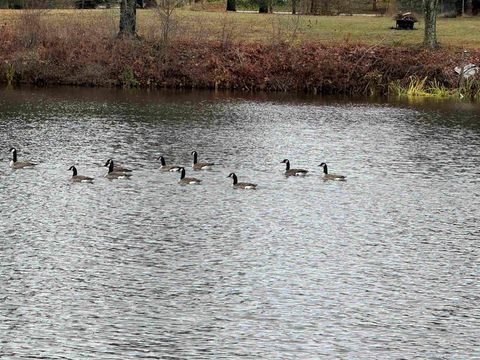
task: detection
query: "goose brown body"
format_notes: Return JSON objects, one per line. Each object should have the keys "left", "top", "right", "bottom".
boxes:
{"left": 179, "top": 167, "right": 201, "bottom": 184}
{"left": 104, "top": 159, "right": 132, "bottom": 179}
{"left": 191, "top": 151, "right": 214, "bottom": 170}
{"left": 318, "top": 162, "right": 346, "bottom": 181}
{"left": 69, "top": 166, "right": 94, "bottom": 183}
{"left": 280, "top": 159, "right": 308, "bottom": 176}
{"left": 158, "top": 156, "right": 181, "bottom": 172}
{"left": 9, "top": 148, "right": 36, "bottom": 169}
{"left": 227, "top": 173, "right": 257, "bottom": 189}
{"left": 104, "top": 158, "right": 132, "bottom": 172}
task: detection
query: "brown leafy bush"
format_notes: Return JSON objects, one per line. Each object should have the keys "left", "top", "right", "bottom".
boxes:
{"left": 1, "top": 18, "right": 479, "bottom": 96}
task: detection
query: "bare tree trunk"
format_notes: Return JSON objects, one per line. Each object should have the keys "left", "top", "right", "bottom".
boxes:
{"left": 309, "top": 0, "right": 320, "bottom": 14}
{"left": 226, "top": 0, "right": 236, "bottom": 11}
{"left": 321, "top": 0, "right": 328, "bottom": 14}
{"left": 423, "top": 0, "right": 438, "bottom": 48}
{"left": 372, "top": 0, "right": 377, "bottom": 11}
{"left": 119, "top": 0, "right": 137, "bottom": 37}
{"left": 308, "top": 0, "right": 329, "bottom": 15}
{"left": 473, "top": 0, "right": 480, "bottom": 15}
{"left": 465, "top": 0, "right": 472, "bottom": 14}
{"left": 292, "top": 0, "right": 296, "bottom": 14}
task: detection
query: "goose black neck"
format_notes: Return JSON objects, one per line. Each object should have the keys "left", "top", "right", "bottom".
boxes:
{"left": 285, "top": 160, "right": 290, "bottom": 171}
{"left": 180, "top": 168, "right": 185, "bottom": 179}
{"left": 160, "top": 156, "right": 166, "bottom": 166}
{"left": 108, "top": 160, "right": 114, "bottom": 173}
{"left": 12, "top": 150, "right": 17, "bottom": 162}
{"left": 323, "top": 164, "right": 328, "bottom": 174}
{"left": 192, "top": 152, "right": 198, "bottom": 164}
{"left": 231, "top": 174, "right": 238, "bottom": 185}
{"left": 71, "top": 166, "right": 77, "bottom": 176}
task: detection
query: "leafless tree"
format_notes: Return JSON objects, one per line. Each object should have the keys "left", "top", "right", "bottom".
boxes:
{"left": 155, "top": 0, "right": 185, "bottom": 59}
{"left": 119, "top": 0, "right": 137, "bottom": 37}
{"left": 423, "top": 0, "right": 438, "bottom": 48}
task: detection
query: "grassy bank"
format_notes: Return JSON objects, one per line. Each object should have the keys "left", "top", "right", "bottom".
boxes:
{"left": 1, "top": 9, "right": 480, "bottom": 97}
{"left": 2, "top": 9, "right": 480, "bottom": 47}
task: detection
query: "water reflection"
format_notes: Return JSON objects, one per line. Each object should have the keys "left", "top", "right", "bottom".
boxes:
{"left": 0, "top": 87, "right": 479, "bottom": 359}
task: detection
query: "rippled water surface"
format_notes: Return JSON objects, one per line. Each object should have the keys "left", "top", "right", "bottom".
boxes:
{"left": 0, "top": 88, "right": 479, "bottom": 359}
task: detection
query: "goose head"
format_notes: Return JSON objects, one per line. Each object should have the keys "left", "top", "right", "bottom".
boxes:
{"left": 9, "top": 148, "right": 17, "bottom": 162}
{"left": 104, "top": 159, "right": 114, "bottom": 172}
{"left": 318, "top": 162, "right": 328, "bottom": 174}
{"left": 191, "top": 151, "right": 198, "bottom": 164}
{"left": 227, "top": 172, "right": 238, "bottom": 184}
{"left": 158, "top": 156, "right": 166, "bottom": 166}
{"left": 280, "top": 159, "right": 291, "bottom": 170}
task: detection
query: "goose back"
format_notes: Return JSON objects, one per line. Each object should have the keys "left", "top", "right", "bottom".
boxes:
{"left": 105, "top": 159, "right": 132, "bottom": 179}
{"left": 9, "top": 148, "right": 36, "bottom": 169}
{"left": 104, "top": 158, "right": 132, "bottom": 173}
{"left": 69, "top": 165, "right": 94, "bottom": 183}
{"left": 227, "top": 172, "right": 257, "bottom": 189}
{"left": 158, "top": 156, "right": 181, "bottom": 172}
{"left": 281, "top": 159, "right": 308, "bottom": 176}
{"left": 191, "top": 151, "right": 214, "bottom": 170}
{"left": 179, "top": 167, "right": 201, "bottom": 184}
{"left": 318, "top": 162, "right": 346, "bottom": 181}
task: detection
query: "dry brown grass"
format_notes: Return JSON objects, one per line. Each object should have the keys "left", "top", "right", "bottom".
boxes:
{"left": 1, "top": 9, "right": 480, "bottom": 47}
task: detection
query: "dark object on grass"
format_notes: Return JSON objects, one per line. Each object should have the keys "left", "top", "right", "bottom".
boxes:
{"left": 393, "top": 12, "right": 418, "bottom": 30}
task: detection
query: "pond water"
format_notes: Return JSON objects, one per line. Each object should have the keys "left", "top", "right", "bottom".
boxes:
{"left": 0, "top": 87, "right": 479, "bottom": 359}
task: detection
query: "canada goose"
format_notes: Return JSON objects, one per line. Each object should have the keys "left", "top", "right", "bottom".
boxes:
{"left": 280, "top": 159, "right": 308, "bottom": 176}
{"left": 178, "top": 167, "right": 201, "bottom": 184}
{"left": 104, "top": 158, "right": 132, "bottom": 172}
{"left": 191, "top": 151, "right": 214, "bottom": 170}
{"left": 104, "top": 159, "right": 132, "bottom": 179}
{"left": 227, "top": 173, "right": 257, "bottom": 189}
{"left": 158, "top": 156, "right": 181, "bottom": 172}
{"left": 9, "top": 148, "right": 36, "bottom": 169}
{"left": 318, "top": 162, "right": 346, "bottom": 181}
{"left": 68, "top": 166, "right": 94, "bottom": 183}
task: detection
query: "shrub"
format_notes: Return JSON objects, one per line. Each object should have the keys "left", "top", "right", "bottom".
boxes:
{"left": 121, "top": 66, "right": 139, "bottom": 87}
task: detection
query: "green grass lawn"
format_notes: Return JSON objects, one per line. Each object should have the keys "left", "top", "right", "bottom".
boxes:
{"left": 1, "top": 9, "right": 480, "bottom": 48}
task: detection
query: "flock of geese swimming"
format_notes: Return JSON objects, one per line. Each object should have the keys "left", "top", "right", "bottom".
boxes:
{"left": 8, "top": 147, "right": 346, "bottom": 188}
